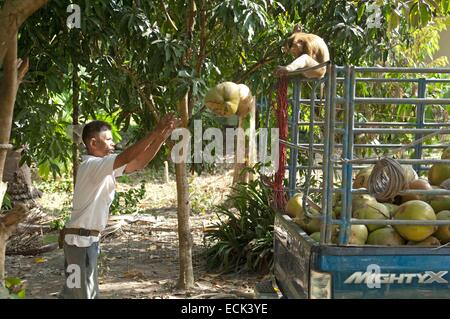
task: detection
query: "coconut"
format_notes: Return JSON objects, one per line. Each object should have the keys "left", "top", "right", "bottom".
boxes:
{"left": 428, "top": 163, "right": 450, "bottom": 186}
{"left": 401, "top": 178, "right": 432, "bottom": 203}
{"left": 353, "top": 167, "right": 373, "bottom": 189}
{"left": 304, "top": 217, "right": 321, "bottom": 234}
{"left": 383, "top": 203, "right": 399, "bottom": 218}
{"left": 393, "top": 200, "right": 437, "bottom": 242}
{"left": 366, "top": 227, "right": 405, "bottom": 246}
{"left": 434, "top": 210, "right": 450, "bottom": 244}
{"left": 348, "top": 225, "right": 369, "bottom": 245}
{"left": 235, "top": 84, "right": 254, "bottom": 117}
{"left": 310, "top": 232, "right": 321, "bottom": 242}
{"left": 204, "top": 82, "right": 241, "bottom": 117}
{"left": 353, "top": 202, "right": 390, "bottom": 232}
{"left": 303, "top": 207, "right": 322, "bottom": 234}
{"left": 285, "top": 193, "right": 304, "bottom": 218}
{"left": 429, "top": 195, "right": 450, "bottom": 213}
{"left": 407, "top": 236, "right": 441, "bottom": 246}
{"left": 352, "top": 194, "right": 378, "bottom": 212}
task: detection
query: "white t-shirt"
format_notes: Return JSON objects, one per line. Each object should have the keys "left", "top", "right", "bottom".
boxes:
{"left": 65, "top": 154, "right": 126, "bottom": 247}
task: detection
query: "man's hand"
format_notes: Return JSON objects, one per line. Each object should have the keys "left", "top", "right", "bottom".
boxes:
{"left": 157, "top": 114, "right": 182, "bottom": 140}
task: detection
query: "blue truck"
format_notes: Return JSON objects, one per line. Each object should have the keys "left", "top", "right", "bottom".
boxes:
{"left": 256, "top": 64, "right": 450, "bottom": 299}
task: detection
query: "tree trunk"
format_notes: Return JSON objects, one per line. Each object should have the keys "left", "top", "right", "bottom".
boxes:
{"left": 0, "top": 0, "right": 48, "bottom": 287}
{"left": 175, "top": 161, "right": 194, "bottom": 289}
{"left": 0, "top": 34, "right": 18, "bottom": 183}
{"left": 72, "top": 60, "right": 80, "bottom": 185}
{"left": 175, "top": 93, "right": 194, "bottom": 289}
{"left": 0, "top": 31, "right": 19, "bottom": 289}
{"left": 174, "top": 0, "right": 197, "bottom": 290}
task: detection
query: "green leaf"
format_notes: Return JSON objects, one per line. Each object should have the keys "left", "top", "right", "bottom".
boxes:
{"left": 444, "top": 0, "right": 450, "bottom": 13}
{"left": 419, "top": 2, "right": 431, "bottom": 26}
{"left": 5, "top": 277, "right": 22, "bottom": 288}
{"left": 357, "top": 4, "right": 366, "bottom": 21}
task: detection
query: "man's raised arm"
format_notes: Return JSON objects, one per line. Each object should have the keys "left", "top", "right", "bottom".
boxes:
{"left": 114, "top": 115, "right": 180, "bottom": 172}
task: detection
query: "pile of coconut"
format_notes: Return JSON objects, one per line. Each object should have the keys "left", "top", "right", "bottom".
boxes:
{"left": 285, "top": 149, "right": 450, "bottom": 246}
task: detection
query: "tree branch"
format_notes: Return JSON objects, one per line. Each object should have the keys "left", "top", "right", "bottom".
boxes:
{"left": 158, "top": 0, "right": 178, "bottom": 31}
{"left": 234, "top": 56, "right": 275, "bottom": 83}
{"left": 17, "top": 56, "right": 29, "bottom": 84}
{"left": 195, "top": 0, "right": 207, "bottom": 75}
{"left": 118, "top": 64, "right": 160, "bottom": 122}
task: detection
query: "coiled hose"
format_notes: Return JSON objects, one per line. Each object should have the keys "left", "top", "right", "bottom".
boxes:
{"left": 367, "top": 157, "right": 407, "bottom": 202}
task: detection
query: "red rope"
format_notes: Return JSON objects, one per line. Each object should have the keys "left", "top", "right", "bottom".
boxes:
{"left": 273, "top": 76, "right": 289, "bottom": 210}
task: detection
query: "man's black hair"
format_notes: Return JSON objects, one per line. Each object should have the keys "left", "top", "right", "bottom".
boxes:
{"left": 82, "top": 120, "right": 112, "bottom": 148}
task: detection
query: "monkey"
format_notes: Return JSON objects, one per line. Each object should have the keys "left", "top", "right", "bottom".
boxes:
{"left": 274, "top": 26, "right": 331, "bottom": 147}
{"left": 275, "top": 25, "right": 330, "bottom": 78}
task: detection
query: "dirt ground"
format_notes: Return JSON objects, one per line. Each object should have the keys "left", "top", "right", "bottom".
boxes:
{"left": 4, "top": 168, "right": 266, "bottom": 299}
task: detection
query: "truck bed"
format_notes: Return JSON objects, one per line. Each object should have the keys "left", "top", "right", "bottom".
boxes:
{"left": 274, "top": 212, "right": 450, "bottom": 299}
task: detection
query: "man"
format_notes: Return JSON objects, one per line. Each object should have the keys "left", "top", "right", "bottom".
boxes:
{"left": 60, "top": 114, "right": 180, "bottom": 299}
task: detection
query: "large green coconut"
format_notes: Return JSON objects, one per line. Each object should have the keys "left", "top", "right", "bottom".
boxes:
{"left": 352, "top": 194, "right": 378, "bottom": 212}
{"left": 204, "top": 82, "right": 241, "bottom": 117}
{"left": 434, "top": 210, "right": 450, "bottom": 244}
{"left": 393, "top": 200, "right": 437, "bottom": 242}
{"left": 407, "top": 236, "right": 441, "bottom": 246}
{"left": 310, "top": 232, "right": 321, "bottom": 242}
{"left": 303, "top": 208, "right": 322, "bottom": 234}
{"left": 401, "top": 179, "right": 432, "bottom": 203}
{"left": 353, "top": 202, "right": 390, "bottom": 232}
{"left": 348, "top": 225, "right": 369, "bottom": 245}
{"left": 428, "top": 164, "right": 450, "bottom": 186}
{"left": 367, "top": 227, "right": 405, "bottom": 246}
{"left": 285, "top": 193, "right": 304, "bottom": 218}
{"left": 429, "top": 195, "right": 450, "bottom": 213}
{"left": 304, "top": 218, "right": 321, "bottom": 234}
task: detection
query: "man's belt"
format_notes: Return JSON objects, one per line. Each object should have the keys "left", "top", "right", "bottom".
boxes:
{"left": 63, "top": 228, "right": 100, "bottom": 237}
{"left": 58, "top": 227, "right": 100, "bottom": 248}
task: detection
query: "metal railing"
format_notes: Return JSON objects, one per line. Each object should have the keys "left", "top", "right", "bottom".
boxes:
{"left": 282, "top": 63, "right": 450, "bottom": 246}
